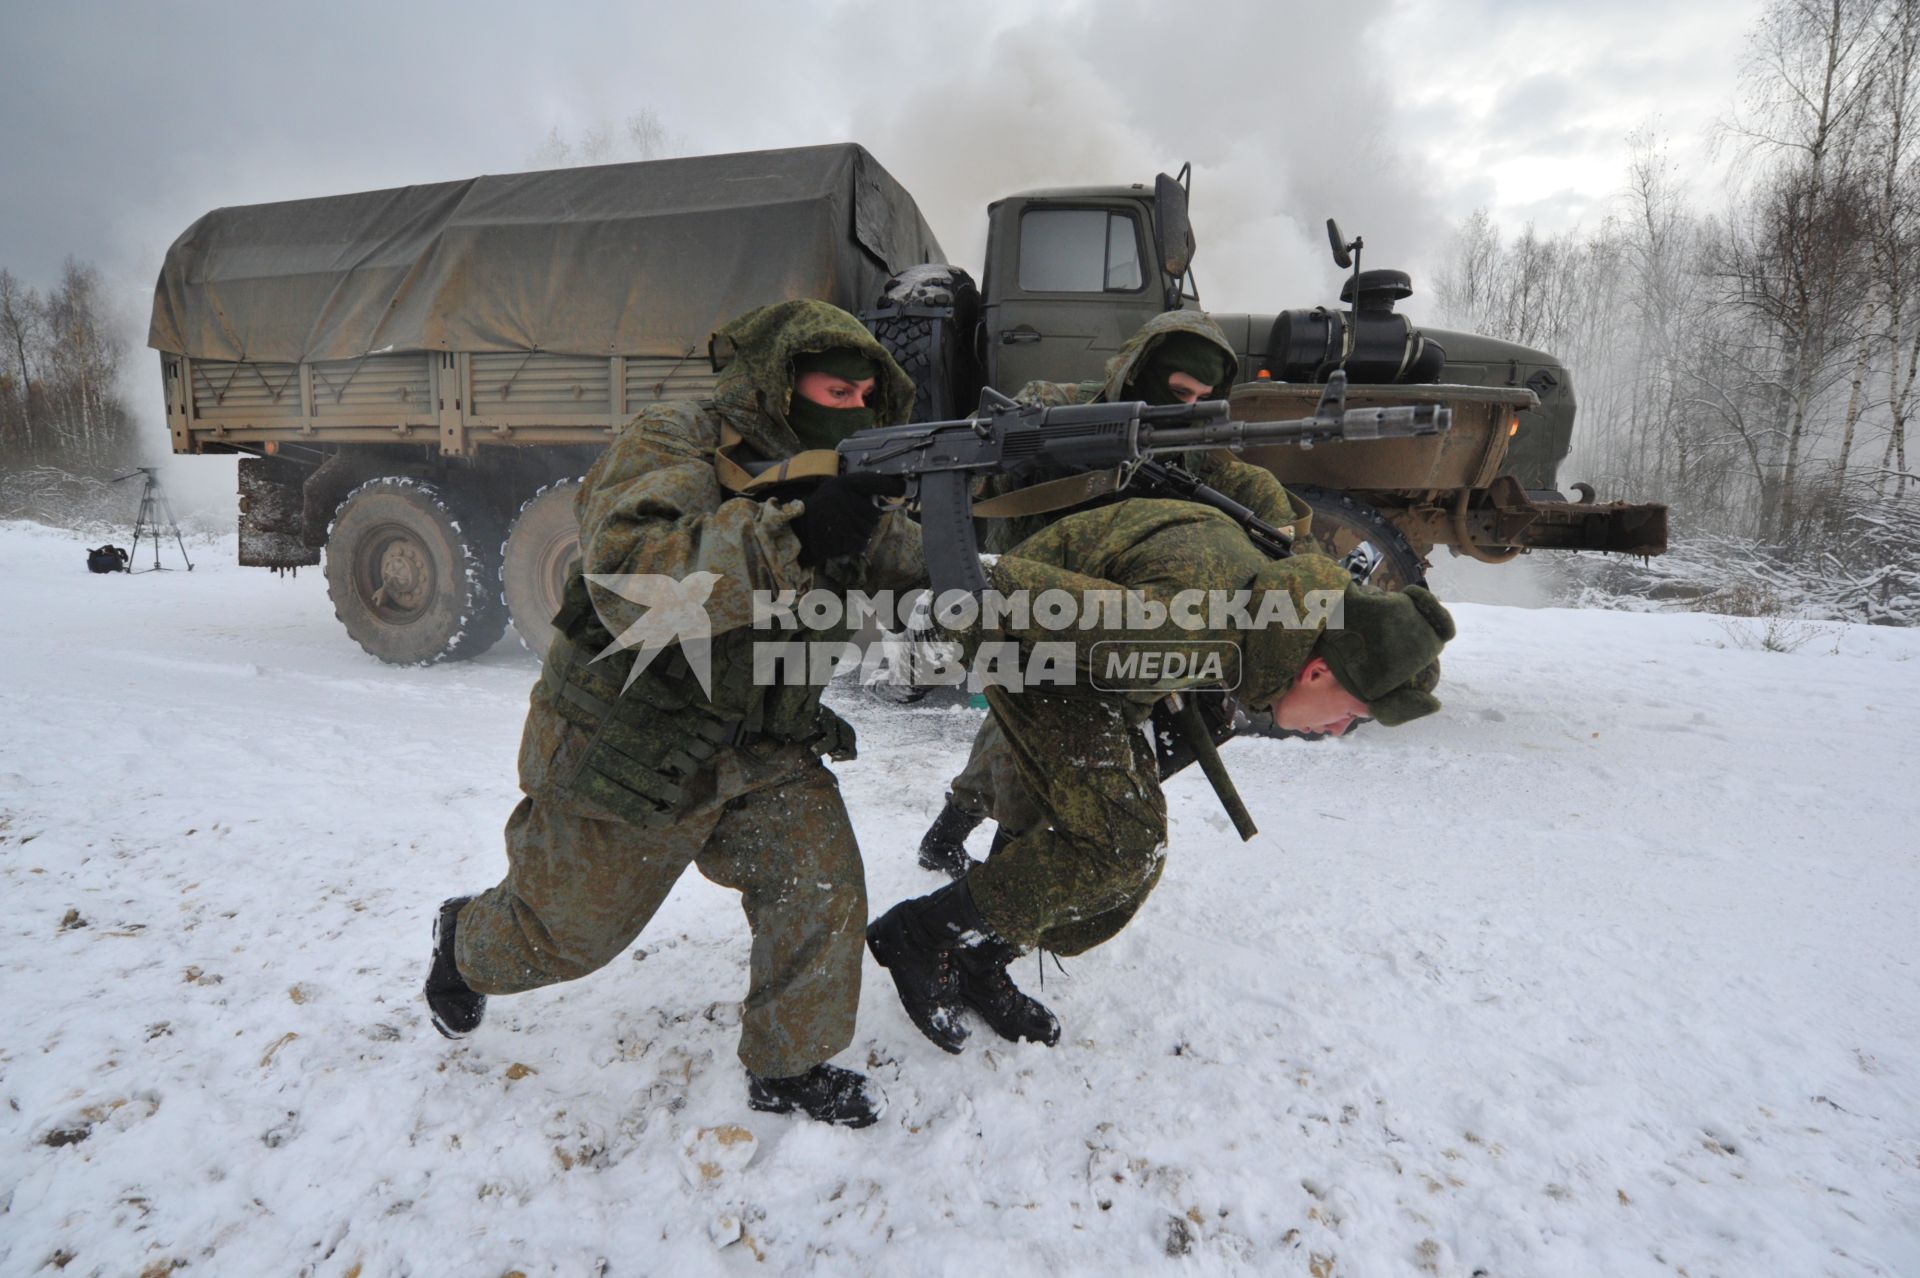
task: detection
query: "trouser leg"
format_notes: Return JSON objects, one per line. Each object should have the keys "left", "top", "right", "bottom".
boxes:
{"left": 695, "top": 747, "right": 867, "bottom": 1079}
{"left": 455, "top": 793, "right": 713, "bottom": 995}
{"left": 964, "top": 691, "right": 1168, "bottom": 952}
{"left": 946, "top": 712, "right": 1048, "bottom": 835}
{"left": 945, "top": 715, "right": 1002, "bottom": 820}
{"left": 1033, "top": 857, "right": 1165, "bottom": 956}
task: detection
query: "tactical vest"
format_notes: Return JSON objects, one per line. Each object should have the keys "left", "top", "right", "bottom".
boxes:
{"left": 541, "top": 571, "right": 857, "bottom": 827}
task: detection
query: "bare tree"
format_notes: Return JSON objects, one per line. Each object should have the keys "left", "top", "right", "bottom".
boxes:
{"left": 1718, "top": 0, "right": 1881, "bottom": 536}
{"left": 524, "top": 109, "right": 679, "bottom": 171}
{"left": 0, "top": 268, "right": 45, "bottom": 465}
{"left": 0, "top": 257, "right": 139, "bottom": 477}
{"left": 1867, "top": 0, "right": 1920, "bottom": 497}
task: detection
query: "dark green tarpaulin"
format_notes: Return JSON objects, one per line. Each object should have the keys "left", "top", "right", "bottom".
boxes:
{"left": 148, "top": 144, "right": 944, "bottom": 362}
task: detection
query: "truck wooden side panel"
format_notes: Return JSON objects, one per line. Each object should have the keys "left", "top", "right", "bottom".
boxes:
{"left": 168, "top": 352, "right": 722, "bottom": 454}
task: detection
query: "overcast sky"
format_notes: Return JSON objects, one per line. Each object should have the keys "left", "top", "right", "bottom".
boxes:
{"left": 1, "top": 0, "right": 1759, "bottom": 391}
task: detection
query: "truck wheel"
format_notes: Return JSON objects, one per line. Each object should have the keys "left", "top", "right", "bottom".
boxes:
{"left": 866, "top": 264, "right": 979, "bottom": 421}
{"left": 1293, "top": 485, "right": 1428, "bottom": 591}
{"left": 500, "top": 480, "right": 582, "bottom": 658}
{"left": 324, "top": 477, "right": 508, "bottom": 665}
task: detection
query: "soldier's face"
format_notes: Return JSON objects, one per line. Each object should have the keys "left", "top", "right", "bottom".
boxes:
{"left": 795, "top": 372, "right": 877, "bottom": 410}
{"left": 1270, "top": 658, "right": 1370, "bottom": 737}
{"left": 1165, "top": 371, "right": 1213, "bottom": 404}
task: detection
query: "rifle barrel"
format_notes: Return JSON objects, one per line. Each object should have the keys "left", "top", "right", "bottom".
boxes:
{"left": 1144, "top": 403, "right": 1449, "bottom": 451}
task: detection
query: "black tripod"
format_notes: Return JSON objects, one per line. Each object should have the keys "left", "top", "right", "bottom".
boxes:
{"left": 114, "top": 467, "right": 193, "bottom": 572}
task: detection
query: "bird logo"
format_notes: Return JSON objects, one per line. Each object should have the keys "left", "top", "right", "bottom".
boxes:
{"left": 584, "top": 572, "right": 724, "bottom": 696}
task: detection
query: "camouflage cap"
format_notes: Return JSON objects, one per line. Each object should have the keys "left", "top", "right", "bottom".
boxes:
{"left": 792, "top": 348, "right": 881, "bottom": 382}
{"left": 1238, "top": 553, "right": 1356, "bottom": 707}
{"left": 1316, "top": 584, "right": 1456, "bottom": 726}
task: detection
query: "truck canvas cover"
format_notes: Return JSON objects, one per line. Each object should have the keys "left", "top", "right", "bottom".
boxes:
{"left": 148, "top": 143, "right": 942, "bottom": 363}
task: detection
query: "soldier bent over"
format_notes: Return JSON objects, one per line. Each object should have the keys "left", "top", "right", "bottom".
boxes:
{"left": 869, "top": 501, "right": 1454, "bottom": 1055}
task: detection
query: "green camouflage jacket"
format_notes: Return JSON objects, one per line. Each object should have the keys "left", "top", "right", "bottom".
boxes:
{"left": 982, "top": 309, "right": 1315, "bottom": 554}
{"left": 521, "top": 300, "right": 925, "bottom": 817}
{"left": 982, "top": 498, "right": 1352, "bottom": 722}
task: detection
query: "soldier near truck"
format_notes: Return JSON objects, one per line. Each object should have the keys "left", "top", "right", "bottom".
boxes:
{"left": 917, "top": 307, "right": 1318, "bottom": 880}
{"left": 424, "top": 299, "right": 924, "bottom": 1129}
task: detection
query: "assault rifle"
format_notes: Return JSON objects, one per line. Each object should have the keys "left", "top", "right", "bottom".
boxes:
{"left": 830, "top": 370, "right": 1447, "bottom": 599}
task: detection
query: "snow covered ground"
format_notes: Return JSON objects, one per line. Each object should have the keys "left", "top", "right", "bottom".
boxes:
{"left": 2, "top": 519, "right": 1917, "bottom": 1278}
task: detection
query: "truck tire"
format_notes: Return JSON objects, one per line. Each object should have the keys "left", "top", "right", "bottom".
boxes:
{"left": 866, "top": 265, "right": 980, "bottom": 421}
{"left": 1293, "top": 485, "right": 1428, "bottom": 591}
{"left": 500, "top": 479, "right": 582, "bottom": 658}
{"left": 324, "top": 477, "right": 508, "bottom": 665}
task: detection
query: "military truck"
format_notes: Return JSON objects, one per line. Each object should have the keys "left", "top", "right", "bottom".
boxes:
{"left": 149, "top": 143, "right": 1665, "bottom": 664}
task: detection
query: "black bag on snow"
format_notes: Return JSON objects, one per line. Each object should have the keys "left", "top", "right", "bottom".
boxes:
{"left": 87, "top": 544, "right": 129, "bottom": 574}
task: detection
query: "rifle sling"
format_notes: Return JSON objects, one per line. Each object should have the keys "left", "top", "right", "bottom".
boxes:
{"left": 714, "top": 425, "right": 842, "bottom": 495}
{"left": 971, "top": 469, "right": 1123, "bottom": 519}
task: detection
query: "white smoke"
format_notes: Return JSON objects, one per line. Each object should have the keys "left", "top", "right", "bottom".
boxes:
{"left": 838, "top": 0, "right": 1460, "bottom": 317}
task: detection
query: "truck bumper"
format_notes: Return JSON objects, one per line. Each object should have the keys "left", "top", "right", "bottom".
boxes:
{"left": 1382, "top": 476, "right": 1669, "bottom": 561}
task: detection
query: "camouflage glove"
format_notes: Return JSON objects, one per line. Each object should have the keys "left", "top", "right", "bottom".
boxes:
{"left": 793, "top": 473, "right": 905, "bottom": 567}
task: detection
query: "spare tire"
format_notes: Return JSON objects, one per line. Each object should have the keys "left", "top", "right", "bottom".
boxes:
{"left": 864, "top": 264, "right": 980, "bottom": 421}
{"left": 500, "top": 479, "right": 583, "bottom": 658}
{"left": 324, "top": 477, "right": 508, "bottom": 665}
{"left": 1292, "top": 485, "right": 1428, "bottom": 592}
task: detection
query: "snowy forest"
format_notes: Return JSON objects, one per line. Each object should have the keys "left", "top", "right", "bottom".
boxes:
{"left": 0, "top": 253, "right": 159, "bottom": 538}
{"left": 1436, "top": 0, "right": 1920, "bottom": 622}
{"left": 0, "top": 260, "right": 141, "bottom": 485}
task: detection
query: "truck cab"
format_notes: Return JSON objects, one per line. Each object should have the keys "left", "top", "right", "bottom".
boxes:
{"left": 959, "top": 171, "right": 1663, "bottom": 580}
{"left": 979, "top": 183, "right": 1191, "bottom": 394}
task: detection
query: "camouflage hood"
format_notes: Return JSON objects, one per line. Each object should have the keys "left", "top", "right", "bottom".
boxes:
{"left": 1093, "top": 309, "right": 1241, "bottom": 403}
{"left": 710, "top": 299, "right": 915, "bottom": 455}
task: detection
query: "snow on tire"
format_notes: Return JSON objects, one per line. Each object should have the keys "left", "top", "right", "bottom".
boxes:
{"left": 323, "top": 476, "right": 508, "bottom": 665}
{"left": 499, "top": 479, "right": 583, "bottom": 658}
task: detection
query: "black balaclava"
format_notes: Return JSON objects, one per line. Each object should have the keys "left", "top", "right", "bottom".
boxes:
{"left": 787, "top": 349, "right": 880, "bottom": 449}
{"left": 1125, "top": 331, "right": 1232, "bottom": 406}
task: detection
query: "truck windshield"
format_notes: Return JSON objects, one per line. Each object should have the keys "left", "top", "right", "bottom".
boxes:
{"left": 1018, "top": 209, "right": 1143, "bottom": 293}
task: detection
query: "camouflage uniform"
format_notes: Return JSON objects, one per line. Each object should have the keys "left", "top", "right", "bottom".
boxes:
{"left": 870, "top": 501, "right": 1452, "bottom": 1057}
{"left": 453, "top": 300, "right": 923, "bottom": 1080}
{"left": 946, "top": 309, "right": 1315, "bottom": 833}
{"left": 964, "top": 500, "right": 1352, "bottom": 952}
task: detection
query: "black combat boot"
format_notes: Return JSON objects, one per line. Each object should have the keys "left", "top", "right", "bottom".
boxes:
{"left": 747, "top": 1063, "right": 881, "bottom": 1129}
{"left": 917, "top": 800, "right": 984, "bottom": 879}
{"left": 955, "top": 935, "right": 1061, "bottom": 1047}
{"left": 865, "top": 879, "right": 981, "bottom": 1053}
{"left": 424, "top": 896, "right": 487, "bottom": 1039}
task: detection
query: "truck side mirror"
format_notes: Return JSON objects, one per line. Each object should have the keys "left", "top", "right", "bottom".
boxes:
{"left": 1155, "top": 170, "right": 1195, "bottom": 280}
{"left": 1326, "top": 218, "right": 1352, "bottom": 270}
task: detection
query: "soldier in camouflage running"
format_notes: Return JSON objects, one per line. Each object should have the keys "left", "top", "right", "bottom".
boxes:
{"left": 868, "top": 500, "right": 1455, "bottom": 1054}
{"left": 917, "top": 309, "right": 1317, "bottom": 878}
{"left": 424, "top": 300, "right": 922, "bottom": 1128}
